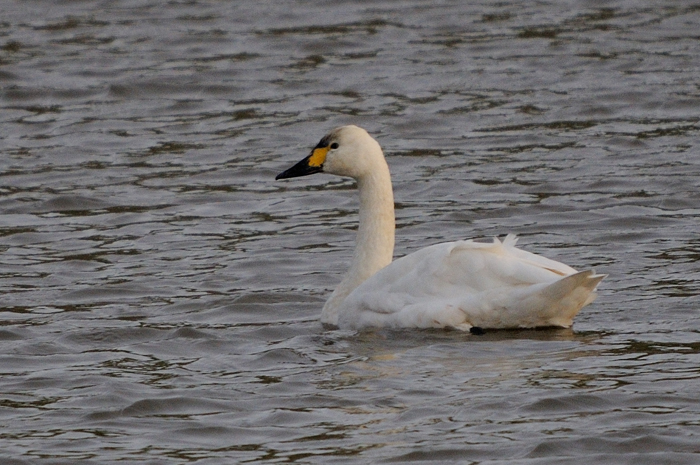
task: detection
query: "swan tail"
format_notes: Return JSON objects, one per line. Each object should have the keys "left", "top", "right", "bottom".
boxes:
{"left": 540, "top": 270, "right": 606, "bottom": 327}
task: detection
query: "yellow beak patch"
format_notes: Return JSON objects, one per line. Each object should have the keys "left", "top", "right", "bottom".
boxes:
{"left": 308, "top": 146, "right": 329, "bottom": 168}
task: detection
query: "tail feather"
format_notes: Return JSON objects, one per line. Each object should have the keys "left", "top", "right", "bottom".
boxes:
{"left": 542, "top": 270, "right": 605, "bottom": 326}
{"left": 544, "top": 270, "right": 605, "bottom": 299}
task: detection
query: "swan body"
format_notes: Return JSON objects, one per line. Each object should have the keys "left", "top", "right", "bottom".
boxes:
{"left": 276, "top": 125, "right": 604, "bottom": 330}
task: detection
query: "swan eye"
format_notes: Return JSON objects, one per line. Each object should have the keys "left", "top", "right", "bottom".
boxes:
{"left": 330, "top": 142, "right": 339, "bottom": 149}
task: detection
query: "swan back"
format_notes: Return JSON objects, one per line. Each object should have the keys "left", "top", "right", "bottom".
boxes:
{"left": 334, "top": 236, "right": 604, "bottom": 329}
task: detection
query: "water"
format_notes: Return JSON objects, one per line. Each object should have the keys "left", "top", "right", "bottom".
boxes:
{"left": 1, "top": 0, "right": 699, "bottom": 463}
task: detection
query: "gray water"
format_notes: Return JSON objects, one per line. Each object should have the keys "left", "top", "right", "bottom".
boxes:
{"left": 1, "top": 1, "right": 699, "bottom": 463}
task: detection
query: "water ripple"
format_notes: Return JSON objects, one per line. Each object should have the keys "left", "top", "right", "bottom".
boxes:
{"left": 1, "top": 0, "right": 699, "bottom": 463}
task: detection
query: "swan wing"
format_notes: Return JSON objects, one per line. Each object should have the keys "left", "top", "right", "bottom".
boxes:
{"left": 336, "top": 235, "right": 604, "bottom": 330}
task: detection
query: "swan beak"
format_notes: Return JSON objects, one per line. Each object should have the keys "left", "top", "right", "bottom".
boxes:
{"left": 276, "top": 146, "right": 328, "bottom": 180}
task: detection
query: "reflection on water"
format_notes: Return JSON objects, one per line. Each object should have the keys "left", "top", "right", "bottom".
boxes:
{"left": 1, "top": 0, "right": 699, "bottom": 463}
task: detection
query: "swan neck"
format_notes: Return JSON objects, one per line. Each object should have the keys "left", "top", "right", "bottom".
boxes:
{"left": 353, "top": 168, "right": 395, "bottom": 277}
{"left": 321, "top": 163, "right": 395, "bottom": 325}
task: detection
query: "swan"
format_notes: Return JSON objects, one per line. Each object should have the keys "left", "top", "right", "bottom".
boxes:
{"left": 276, "top": 125, "right": 604, "bottom": 331}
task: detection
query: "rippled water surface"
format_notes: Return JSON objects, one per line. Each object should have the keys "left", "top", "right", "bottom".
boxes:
{"left": 1, "top": 1, "right": 699, "bottom": 463}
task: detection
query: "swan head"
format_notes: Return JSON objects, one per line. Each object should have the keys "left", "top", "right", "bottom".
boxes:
{"left": 276, "top": 125, "right": 384, "bottom": 181}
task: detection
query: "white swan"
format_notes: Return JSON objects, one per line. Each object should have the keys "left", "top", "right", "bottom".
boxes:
{"left": 276, "top": 125, "right": 604, "bottom": 331}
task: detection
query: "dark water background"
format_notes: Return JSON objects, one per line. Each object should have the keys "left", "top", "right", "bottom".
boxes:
{"left": 1, "top": 1, "right": 699, "bottom": 463}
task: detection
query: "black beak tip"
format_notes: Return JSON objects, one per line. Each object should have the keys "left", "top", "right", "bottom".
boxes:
{"left": 276, "top": 166, "right": 302, "bottom": 180}
{"left": 275, "top": 158, "right": 322, "bottom": 181}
